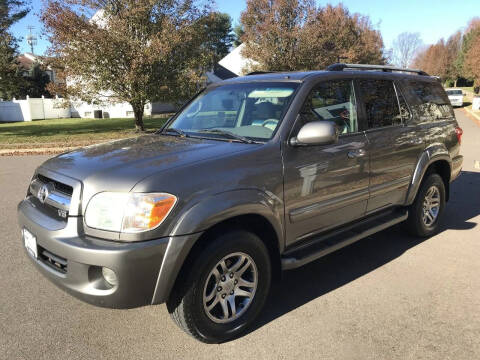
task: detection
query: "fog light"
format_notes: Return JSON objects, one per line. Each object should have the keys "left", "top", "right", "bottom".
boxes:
{"left": 102, "top": 267, "right": 118, "bottom": 287}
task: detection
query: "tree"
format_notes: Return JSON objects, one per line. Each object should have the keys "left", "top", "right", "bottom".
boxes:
{"left": 198, "top": 12, "right": 234, "bottom": 64}
{"left": 0, "top": 0, "right": 28, "bottom": 32}
{"left": 457, "top": 18, "right": 480, "bottom": 82}
{"left": 240, "top": 0, "right": 385, "bottom": 72}
{"left": 391, "top": 32, "right": 422, "bottom": 68}
{"left": 0, "top": 0, "right": 29, "bottom": 99}
{"left": 18, "top": 63, "right": 52, "bottom": 98}
{"left": 446, "top": 31, "right": 462, "bottom": 86}
{"left": 413, "top": 40, "right": 449, "bottom": 80}
{"left": 232, "top": 24, "right": 245, "bottom": 47}
{"left": 42, "top": 0, "right": 222, "bottom": 131}
{"left": 465, "top": 35, "right": 480, "bottom": 87}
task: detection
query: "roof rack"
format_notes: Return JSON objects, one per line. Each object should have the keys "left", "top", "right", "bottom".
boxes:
{"left": 326, "top": 63, "right": 429, "bottom": 76}
{"left": 245, "top": 71, "right": 276, "bottom": 76}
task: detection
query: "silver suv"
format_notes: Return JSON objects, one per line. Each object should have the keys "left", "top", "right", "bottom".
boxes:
{"left": 18, "top": 64, "right": 463, "bottom": 343}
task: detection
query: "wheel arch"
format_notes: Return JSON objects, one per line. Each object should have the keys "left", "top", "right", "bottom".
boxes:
{"left": 406, "top": 146, "right": 452, "bottom": 205}
{"left": 152, "top": 190, "right": 284, "bottom": 304}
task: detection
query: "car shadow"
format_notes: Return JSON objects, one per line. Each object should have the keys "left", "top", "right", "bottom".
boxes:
{"left": 245, "top": 170, "right": 480, "bottom": 337}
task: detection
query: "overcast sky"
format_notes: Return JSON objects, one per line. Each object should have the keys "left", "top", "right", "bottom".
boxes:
{"left": 10, "top": 0, "right": 480, "bottom": 56}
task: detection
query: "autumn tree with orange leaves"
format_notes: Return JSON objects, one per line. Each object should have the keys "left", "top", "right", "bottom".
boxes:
{"left": 239, "top": 0, "right": 385, "bottom": 73}
{"left": 413, "top": 18, "right": 480, "bottom": 87}
{"left": 42, "top": 0, "right": 229, "bottom": 131}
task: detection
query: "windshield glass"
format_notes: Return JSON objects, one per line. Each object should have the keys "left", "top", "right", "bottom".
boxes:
{"left": 446, "top": 90, "right": 462, "bottom": 95}
{"left": 167, "top": 82, "right": 299, "bottom": 141}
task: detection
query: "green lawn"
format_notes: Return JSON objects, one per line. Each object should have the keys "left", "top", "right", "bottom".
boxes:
{"left": 0, "top": 115, "right": 170, "bottom": 148}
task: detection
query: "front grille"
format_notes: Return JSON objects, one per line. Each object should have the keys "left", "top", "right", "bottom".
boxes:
{"left": 38, "top": 245, "right": 67, "bottom": 274}
{"left": 29, "top": 174, "right": 73, "bottom": 219}
{"left": 36, "top": 174, "right": 73, "bottom": 196}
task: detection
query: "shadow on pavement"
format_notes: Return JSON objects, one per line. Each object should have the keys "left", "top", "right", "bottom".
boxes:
{"left": 246, "top": 170, "right": 480, "bottom": 337}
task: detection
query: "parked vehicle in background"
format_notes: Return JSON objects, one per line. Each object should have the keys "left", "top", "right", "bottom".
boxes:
{"left": 445, "top": 88, "right": 464, "bottom": 107}
{"left": 18, "top": 63, "right": 463, "bottom": 343}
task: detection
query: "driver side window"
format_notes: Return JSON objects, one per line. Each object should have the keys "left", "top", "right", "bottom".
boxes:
{"left": 301, "top": 80, "right": 358, "bottom": 134}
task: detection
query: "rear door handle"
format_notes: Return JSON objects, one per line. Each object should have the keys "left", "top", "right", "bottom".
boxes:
{"left": 347, "top": 149, "right": 367, "bottom": 158}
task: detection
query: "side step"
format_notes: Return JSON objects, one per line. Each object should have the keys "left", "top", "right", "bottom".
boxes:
{"left": 281, "top": 209, "right": 408, "bottom": 270}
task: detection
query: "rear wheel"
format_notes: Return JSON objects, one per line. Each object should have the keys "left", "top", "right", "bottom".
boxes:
{"left": 167, "top": 230, "right": 271, "bottom": 343}
{"left": 405, "top": 173, "right": 446, "bottom": 237}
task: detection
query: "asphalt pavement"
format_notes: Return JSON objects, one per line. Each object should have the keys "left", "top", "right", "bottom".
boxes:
{"left": 1, "top": 109, "right": 479, "bottom": 359}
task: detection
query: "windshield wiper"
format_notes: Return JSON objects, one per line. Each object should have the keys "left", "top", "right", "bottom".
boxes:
{"left": 196, "top": 129, "right": 254, "bottom": 144}
{"left": 161, "top": 127, "right": 188, "bottom": 137}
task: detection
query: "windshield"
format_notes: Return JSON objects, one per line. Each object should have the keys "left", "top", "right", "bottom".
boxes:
{"left": 167, "top": 82, "right": 299, "bottom": 141}
{"left": 446, "top": 90, "right": 462, "bottom": 95}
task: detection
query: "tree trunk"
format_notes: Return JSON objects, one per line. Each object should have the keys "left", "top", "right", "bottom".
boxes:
{"left": 131, "top": 102, "right": 145, "bottom": 132}
{"left": 454, "top": 78, "right": 458, "bottom": 88}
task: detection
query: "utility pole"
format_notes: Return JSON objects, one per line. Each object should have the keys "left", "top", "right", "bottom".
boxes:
{"left": 26, "top": 26, "right": 37, "bottom": 55}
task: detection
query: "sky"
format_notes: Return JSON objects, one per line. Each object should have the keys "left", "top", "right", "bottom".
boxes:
{"left": 10, "top": 0, "right": 480, "bottom": 56}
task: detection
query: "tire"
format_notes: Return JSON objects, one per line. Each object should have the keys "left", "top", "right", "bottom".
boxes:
{"left": 167, "top": 230, "right": 271, "bottom": 343}
{"left": 405, "top": 173, "right": 446, "bottom": 237}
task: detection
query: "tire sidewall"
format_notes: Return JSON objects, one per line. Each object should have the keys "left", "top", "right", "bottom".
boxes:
{"left": 412, "top": 173, "right": 446, "bottom": 236}
{"left": 184, "top": 231, "right": 271, "bottom": 343}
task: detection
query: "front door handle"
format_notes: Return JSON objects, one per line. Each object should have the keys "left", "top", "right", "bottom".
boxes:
{"left": 348, "top": 149, "right": 367, "bottom": 158}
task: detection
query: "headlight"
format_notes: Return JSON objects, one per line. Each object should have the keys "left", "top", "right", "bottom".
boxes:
{"left": 85, "top": 192, "right": 177, "bottom": 233}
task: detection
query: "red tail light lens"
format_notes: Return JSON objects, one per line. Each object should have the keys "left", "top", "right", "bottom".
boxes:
{"left": 455, "top": 126, "right": 463, "bottom": 144}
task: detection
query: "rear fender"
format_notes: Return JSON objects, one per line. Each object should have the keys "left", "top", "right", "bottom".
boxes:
{"left": 405, "top": 144, "right": 451, "bottom": 205}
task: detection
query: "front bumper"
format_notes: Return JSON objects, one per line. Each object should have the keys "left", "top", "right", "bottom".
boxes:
{"left": 18, "top": 198, "right": 198, "bottom": 309}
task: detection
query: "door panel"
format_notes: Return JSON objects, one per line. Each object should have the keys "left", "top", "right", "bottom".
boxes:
{"left": 356, "top": 78, "right": 423, "bottom": 213}
{"left": 283, "top": 134, "right": 369, "bottom": 245}
{"left": 365, "top": 126, "right": 423, "bottom": 212}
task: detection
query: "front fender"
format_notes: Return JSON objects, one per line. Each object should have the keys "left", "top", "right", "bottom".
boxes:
{"left": 151, "top": 189, "right": 284, "bottom": 304}
{"left": 171, "top": 188, "right": 284, "bottom": 247}
{"left": 405, "top": 144, "right": 452, "bottom": 205}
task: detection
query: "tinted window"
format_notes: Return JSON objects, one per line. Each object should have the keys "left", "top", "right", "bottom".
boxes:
{"left": 300, "top": 80, "right": 358, "bottom": 134}
{"left": 400, "top": 80, "right": 453, "bottom": 122}
{"left": 446, "top": 90, "right": 462, "bottom": 96}
{"left": 358, "top": 79, "right": 401, "bottom": 129}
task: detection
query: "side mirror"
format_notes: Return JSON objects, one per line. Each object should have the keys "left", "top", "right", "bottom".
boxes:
{"left": 290, "top": 121, "right": 338, "bottom": 146}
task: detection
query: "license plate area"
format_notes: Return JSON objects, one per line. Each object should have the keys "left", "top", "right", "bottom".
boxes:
{"left": 23, "top": 228, "right": 37, "bottom": 258}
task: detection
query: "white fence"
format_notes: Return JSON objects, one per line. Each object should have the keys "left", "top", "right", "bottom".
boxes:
{"left": 70, "top": 101, "right": 152, "bottom": 119}
{"left": 0, "top": 97, "right": 167, "bottom": 122}
{"left": 0, "top": 96, "right": 70, "bottom": 122}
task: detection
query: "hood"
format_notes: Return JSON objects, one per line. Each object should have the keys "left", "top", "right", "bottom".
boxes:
{"left": 40, "top": 134, "right": 253, "bottom": 193}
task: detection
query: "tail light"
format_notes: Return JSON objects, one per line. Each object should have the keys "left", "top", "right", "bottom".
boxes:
{"left": 455, "top": 126, "right": 463, "bottom": 144}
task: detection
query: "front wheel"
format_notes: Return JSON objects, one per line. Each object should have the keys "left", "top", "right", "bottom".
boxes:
{"left": 167, "top": 230, "right": 271, "bottom": 343}
{"left": 405, "top": 173, "right": 446, "bottom": 237}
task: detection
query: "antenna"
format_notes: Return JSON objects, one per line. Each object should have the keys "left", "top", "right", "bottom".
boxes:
{"left": 26, "top": 26, "right": 37, "bottom": 54}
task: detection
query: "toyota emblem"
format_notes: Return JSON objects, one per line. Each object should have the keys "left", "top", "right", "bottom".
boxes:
{"left": 37, "top": 182, "right": 54, "bottom": 204}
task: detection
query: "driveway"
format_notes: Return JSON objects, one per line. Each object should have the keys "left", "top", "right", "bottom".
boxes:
{"left": 1, "top": 109, "right": 479, "bottom": 359}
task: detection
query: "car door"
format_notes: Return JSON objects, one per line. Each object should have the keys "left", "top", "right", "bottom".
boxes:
{"left": 357, "top": 78, "right": 424, "bottom": 213}
{"left": 283, "top": 79, "right": 369, "bottom": 246}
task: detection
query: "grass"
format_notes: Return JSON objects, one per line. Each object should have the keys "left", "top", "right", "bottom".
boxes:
{"left": 0, "top": 115, "right": 170, "bottom": 148}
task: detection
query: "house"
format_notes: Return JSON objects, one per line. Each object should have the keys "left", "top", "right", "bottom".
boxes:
{"left": 17, "top": 53, "right": 58, "bottom": 84}
{"left": 217, "top": 43, "right": 258, "bottom": 76}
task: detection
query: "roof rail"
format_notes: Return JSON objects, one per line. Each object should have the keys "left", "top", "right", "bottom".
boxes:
{"left": 245, "top": 71, "right": 276, "bottom": 76}
{"left": 326, "top": 63, "right": 429, "bottom": 76}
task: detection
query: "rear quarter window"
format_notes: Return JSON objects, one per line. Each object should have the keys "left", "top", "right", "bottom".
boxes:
{"left": 400, "top": 80, "right": 454, "bottom": 123}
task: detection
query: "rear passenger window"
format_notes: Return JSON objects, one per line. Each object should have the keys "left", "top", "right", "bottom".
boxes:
{"left": 300, "top": 80, "right": 358, "bottom": 134}
{"left": 358, "top": 79, "right": 401, "bottom": 129}
{"left": 400, "top": 80, "right": 454, "bottom": 122}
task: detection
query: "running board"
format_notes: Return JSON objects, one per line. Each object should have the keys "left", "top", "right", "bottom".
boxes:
{"left": 281, "top": 209, "right": 408, "bottom": 270}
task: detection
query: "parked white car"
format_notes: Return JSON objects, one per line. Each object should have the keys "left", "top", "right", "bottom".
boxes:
{"left": 445, "top": 88, "right": 464, "bottom": 107}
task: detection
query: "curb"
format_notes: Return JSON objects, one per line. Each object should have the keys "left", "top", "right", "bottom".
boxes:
{"left": 462, "top": 107, "right": 480, "bottom": 125}
{"left": 0, "top": 147, "right": 76, "bottom": 156}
